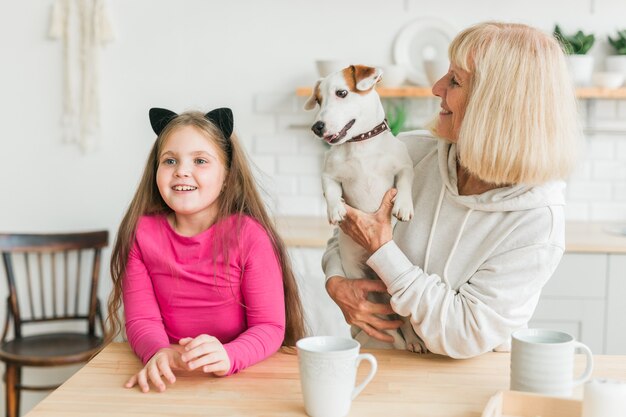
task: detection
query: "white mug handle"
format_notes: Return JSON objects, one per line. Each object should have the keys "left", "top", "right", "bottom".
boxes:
{"left": 572, "top": 341, "right": 594, "bottom": 386}
{"left": 480, "top": 392, "right": 503, "bottom": 417}
{"left": 351, "top": 353, "right": 377, "bottom": 400}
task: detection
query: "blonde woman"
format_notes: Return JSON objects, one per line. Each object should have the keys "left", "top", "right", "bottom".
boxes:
{"left": 323, "top": 22, "right": 580, "bottom": 357}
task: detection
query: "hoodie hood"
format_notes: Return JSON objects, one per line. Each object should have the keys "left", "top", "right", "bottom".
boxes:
{"left": 438, "top": 141, "right": 566, "bottom": 212}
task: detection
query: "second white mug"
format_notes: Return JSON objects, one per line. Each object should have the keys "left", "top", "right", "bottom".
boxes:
{"left": 510, "top": 328, "right": 594, "bottom": 397}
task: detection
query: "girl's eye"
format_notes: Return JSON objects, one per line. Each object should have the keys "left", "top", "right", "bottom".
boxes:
{"left": 336, "top": 89, "right": 348, "bottom": 98}
{"left": 162, "top": 158, "right": 176, "bottom": 165}
{"left": 194, "top": 158, "right": 208, "bottom": 165}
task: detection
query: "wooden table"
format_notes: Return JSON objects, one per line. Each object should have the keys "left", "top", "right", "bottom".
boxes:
{"left": 25, "top": 343, "right": 626, "bottom": 417}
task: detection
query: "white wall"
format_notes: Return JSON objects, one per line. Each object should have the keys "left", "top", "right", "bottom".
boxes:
{"left": 2, "top": 0, "right": 626, "bottom": 414}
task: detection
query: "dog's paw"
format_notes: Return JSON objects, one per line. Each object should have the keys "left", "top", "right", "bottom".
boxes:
{"left": 392, "top": 196, "right": 414, "bottom": 222}
{"left": 327, "top": 204, "right": 347, "bottom": 225}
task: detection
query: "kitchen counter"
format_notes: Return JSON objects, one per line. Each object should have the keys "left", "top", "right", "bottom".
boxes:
{"left": 275, "top": 216, "right": 626, "bottom": 253}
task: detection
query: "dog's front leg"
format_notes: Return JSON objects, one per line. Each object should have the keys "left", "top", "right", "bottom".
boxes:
{"left": 392, "top": 166, "right": 414, "bottom": 221}
{"left": 322, "top": 174, "right": 346, "bottom": 225}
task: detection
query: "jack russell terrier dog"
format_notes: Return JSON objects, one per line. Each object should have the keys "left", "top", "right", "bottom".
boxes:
{"left": 305, "top": 64, "right": 419, "bottom": 350}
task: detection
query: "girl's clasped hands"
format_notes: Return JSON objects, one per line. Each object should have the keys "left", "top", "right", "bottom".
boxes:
{"left": 125, "top": 334, "right": 231, "bottom": 393}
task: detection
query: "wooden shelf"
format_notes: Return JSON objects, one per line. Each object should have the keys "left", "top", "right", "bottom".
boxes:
{"left": 296, "top": 86, "right": 626, "bottom": 99}
{"left": 575, "top": 87, "right": 626, "bottom": 99}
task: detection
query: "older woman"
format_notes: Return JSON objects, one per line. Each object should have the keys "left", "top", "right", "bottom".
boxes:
{"left": 322, "top": 22, "right": 580, "bottom": 358}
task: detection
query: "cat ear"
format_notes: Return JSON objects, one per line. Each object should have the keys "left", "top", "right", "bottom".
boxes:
{"left": 149, "top": 108, "right": 178, "bottom": 136}
{"left": 205, "top": 108, "right": 234, "bottom": 139}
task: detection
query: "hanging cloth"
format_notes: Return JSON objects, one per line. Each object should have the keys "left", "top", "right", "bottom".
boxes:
{"left": 48, "top": 0, "right": 114, "bottom": 152}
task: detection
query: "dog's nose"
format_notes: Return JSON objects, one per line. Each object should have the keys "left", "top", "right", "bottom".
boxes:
{"left": 311, "top": 121, "right": 325, "bottom": 137}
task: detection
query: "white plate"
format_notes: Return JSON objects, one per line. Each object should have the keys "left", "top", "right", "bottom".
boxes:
{"left": 393, "top": 18, "right": 456, "bottom": 86}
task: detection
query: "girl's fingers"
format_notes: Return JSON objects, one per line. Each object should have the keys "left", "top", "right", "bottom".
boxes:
{"left": 178, "top": 337, "right": 192, "bottom": 346}
{"left": 136, "top": 369, "right": 150, "bottom": 393}
{"left": 182, "top": 334, "right": 216, "bottom": 352}
{"left": 158, "top": 355, "right": 176, "bottom": 384}
{"left": 202, "top": 362, "right": 228, "bottom": 375}
{"left": 147, "top": 365, "right": 166, "bottom": 392}
{"left": 180, "top": 339, "right": 219, "bottom": 362}
{"left": 187, "top": 351, "right": 222, "bottom": 370}
{"left": 124, "top": 374, "right": 138, "bottom": 388}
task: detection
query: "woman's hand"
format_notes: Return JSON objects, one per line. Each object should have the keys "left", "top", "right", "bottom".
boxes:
{"left": 125, "top": 346, "right": 187, "bottom": 393}
{"left": 179, "top": 334, "right": 231, "bottom": 376}
{"left": 326, "top": 276, "right": 403, "bottom": 343}
{"left": 338, "top": 188, "right": 396, "bottom": 255}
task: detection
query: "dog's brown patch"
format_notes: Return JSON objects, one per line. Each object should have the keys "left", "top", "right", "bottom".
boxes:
{"left": 313, "top": 82, "right": 322, "bottom": 105}
{"left": 342, "top": 65, "right": 376, "bottom": 95}
{"left": 304, "top": 80, "right": 322, "bottom": 110}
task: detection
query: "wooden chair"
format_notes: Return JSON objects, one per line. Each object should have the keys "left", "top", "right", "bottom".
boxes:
{"left": 0, "top": 231, "right": 108, "bottom": 417}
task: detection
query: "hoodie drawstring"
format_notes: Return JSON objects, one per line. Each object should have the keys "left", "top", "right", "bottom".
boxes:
{"left": 423, "top": 183, "right": 473, "bottom": 288}
{"left": 443, "top": 208, "right": 473, "bottom": 286}
{"left": 424, "top": 184, "right": 445, "bottom": 275}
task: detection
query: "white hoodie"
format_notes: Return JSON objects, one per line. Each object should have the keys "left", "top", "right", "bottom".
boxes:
{"left": 322, "top": 132, "right": 566, "bottom": 358}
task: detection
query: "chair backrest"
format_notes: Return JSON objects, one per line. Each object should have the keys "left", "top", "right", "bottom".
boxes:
{"left": 0, "top": 231, "right": 109, "bottom": 339}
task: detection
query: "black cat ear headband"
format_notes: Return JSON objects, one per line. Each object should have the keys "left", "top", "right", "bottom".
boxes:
{"left": 148, "top": 107, "right": 234, "bottom": 140}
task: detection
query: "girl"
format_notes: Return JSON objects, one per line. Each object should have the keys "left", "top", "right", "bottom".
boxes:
{"left": 107, "top": 107, "right": 305, "bottom": 392}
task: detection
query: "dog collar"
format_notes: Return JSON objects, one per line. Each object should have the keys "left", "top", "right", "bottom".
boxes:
{"left": 347, "top": 120, "right": 389, "bottom": 143}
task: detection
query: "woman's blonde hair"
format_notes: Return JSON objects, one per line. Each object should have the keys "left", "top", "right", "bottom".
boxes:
{"left": 106, "top": 111, "right": 306, "bottom": 346}
{"left": 431, "top": 22, "right": 581, "bottom": 185}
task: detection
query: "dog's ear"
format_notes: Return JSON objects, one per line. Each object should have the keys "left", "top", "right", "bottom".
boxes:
{"left": 304, "top": 79, "right": 322, "bottom": 110}
{"left": 354, "top": 65, "right": 383, "bottom": 91}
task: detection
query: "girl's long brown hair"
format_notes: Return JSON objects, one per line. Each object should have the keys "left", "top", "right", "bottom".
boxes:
{"left": 106, "top": 111, "right": 305, "bottom": 346}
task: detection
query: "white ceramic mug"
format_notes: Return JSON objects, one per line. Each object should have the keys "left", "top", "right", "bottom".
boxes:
{"left": 582, "top": 379, "right": 626, "bottom": 417}
{"left": 510, "top": 329, "right": 594, "bottom": 397}
{"left": 297, "top": 336, "right": 377, "bottom": 417}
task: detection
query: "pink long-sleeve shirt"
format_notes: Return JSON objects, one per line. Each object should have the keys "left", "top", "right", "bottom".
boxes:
{"left": 123, "top": 214, "right": 286, "bottom": 375}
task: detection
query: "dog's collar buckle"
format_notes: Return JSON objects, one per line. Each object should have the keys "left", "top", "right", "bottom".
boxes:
{"left": 347, "top": 119, "right": 389, "bottom": 143}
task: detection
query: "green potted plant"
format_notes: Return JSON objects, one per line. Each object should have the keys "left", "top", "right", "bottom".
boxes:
{"left": 606, "top": 29, "right": 626, "bottom": 86}
{"left": 553, "top": 25, "right": 595, "bottom": 86}
{"left": 608, "top": 29, "right": 626, "bottom": 54}
{"left": 385, "top": 101, "right": 407, "bottom": 136}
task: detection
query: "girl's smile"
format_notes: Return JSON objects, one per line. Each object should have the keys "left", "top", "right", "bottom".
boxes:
{"left": 171, "top": 184, "right": 198, "bottom": 191}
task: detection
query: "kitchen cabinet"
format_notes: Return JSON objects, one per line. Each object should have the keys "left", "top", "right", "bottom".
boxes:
{"left": 530, "top": 253, "right": 607, "bottom": 354}
{"left": 531, "top": 253, "right": 626, "bottom": 355}
{"left": 287, "top": 247, "right": 350, "bottom": 338}
{"left": 607, "top": 254, "right": 626, "bottom": 354}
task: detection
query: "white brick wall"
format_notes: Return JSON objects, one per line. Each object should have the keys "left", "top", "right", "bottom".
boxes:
{"left": 566, "top": 103, "right": 626, "bottom": 221}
